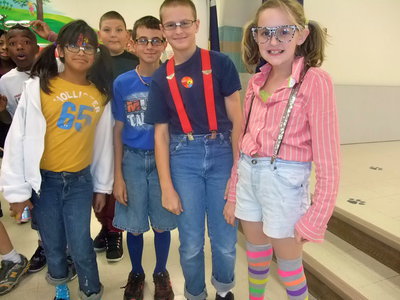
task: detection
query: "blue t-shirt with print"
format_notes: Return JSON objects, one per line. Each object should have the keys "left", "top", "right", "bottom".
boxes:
{"left": 112, "top": 70, "right": 154, "bottom": 150}
{"left": 144, "top": 47, "right": 241, "bottom": 134}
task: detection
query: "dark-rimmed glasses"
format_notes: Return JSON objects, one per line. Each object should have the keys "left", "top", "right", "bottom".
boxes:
{"left": 162, "top": 20, "right": 196, "bottom": 31}
{"left": 251, "top": 25, "right": 299, "bottom": 44}
{"left": 65, "top": 44, "right": 97, "bottom": 55}
{"left": 135, "top": 37, "right": 165, "bottom": 46}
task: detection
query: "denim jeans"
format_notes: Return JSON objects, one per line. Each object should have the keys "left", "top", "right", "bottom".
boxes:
{"left": 113, "top": 146, "right": 177, "bottom": 233}
{"left": 170, "top": 133, "right": 237, "bottom": 300}
{"left": 31, "top": 166, "right": 102, "bottom": 299}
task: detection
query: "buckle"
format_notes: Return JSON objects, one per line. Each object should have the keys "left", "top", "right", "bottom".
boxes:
{"left": 166, "top": 73, "right": 175, "bottom": 80}
{"left": 187, "top": 132, "right": 194, "bottom": 141}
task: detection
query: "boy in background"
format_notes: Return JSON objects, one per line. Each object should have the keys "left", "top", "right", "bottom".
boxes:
{"left": 0, "top": 25, "right": 46, "bottom": 274}
{"left": 0, "top": 25, "right": 38, "bottom": 118}
{"left": 95, "top": 10, "right": 139, "bottom": 262}
{"left": 97, "top": 11, "right": 139, "bottom": 78}
{"left": 112, "top": 15, "right": 176, "bottom": 300}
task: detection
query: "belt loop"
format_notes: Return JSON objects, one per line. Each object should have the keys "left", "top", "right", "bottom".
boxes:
{"left": 183, "top": 135, "right": 189, "bottom": 145}
{"left": 270, "top": 157, "right": 277, "bottom": 170}
{"left": 210, "top": 130, "right": 217, "bottom": 140}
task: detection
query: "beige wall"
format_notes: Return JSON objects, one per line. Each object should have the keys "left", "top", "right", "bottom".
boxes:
{"left": 47, "top": 0, "right": 399, "bottom": 142}
{"left": 305, "top": 0, "right": 400, "bottom": 86}
{"left": 217, "top": 0, "right": 400, "bottom": 86}
{"left": 49, "top": 0, "right": 400, "bottom": 86}
{"left": 216, "top": 0, "right": 400, "bottom": 143}
{"left": 50, "top": 0, "right": 210, "bottom": 48}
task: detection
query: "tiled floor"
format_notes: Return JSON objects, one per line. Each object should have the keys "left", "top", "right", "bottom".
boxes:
{"left": 335, "top": 141, "right": 400, "bottom": 238}
{"left": 0, "top": 212, "right": 289, "bottom": 300}
{"left": 1, "top": 141, "right": 400, "bottom": 299}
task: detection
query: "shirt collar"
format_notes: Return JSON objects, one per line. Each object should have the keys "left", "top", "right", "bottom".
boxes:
{"left": 258, "top": 56, "right": 305, "bottom": 88}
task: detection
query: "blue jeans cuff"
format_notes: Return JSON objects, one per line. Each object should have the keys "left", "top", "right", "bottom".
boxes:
{"left": 184, "top": 286, "right": 208, "bottom": 300}
{"left": 46, "top": 272, "right": 69, "bottom": 286}
{"left": 78, "top": 283, "right": 103, "bottom": 300}
{"left": 45, "top": 263, "right": 77, "bottom": 286}
{"left": 211, "top": 275, "right": 235, "bottom": 293}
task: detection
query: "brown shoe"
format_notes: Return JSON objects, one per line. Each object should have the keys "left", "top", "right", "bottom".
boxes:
{"left": 153, "top": 271, "right": 174, "bottom": 300}
{"left": 123, "top": 272, "right": 145, "bottom": 300}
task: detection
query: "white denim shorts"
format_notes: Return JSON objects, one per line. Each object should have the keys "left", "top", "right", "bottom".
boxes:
{"left": 235, "top": 154, "right": 311, "bottom": 239}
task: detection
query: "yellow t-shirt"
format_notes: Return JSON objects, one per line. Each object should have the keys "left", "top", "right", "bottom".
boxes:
{"left": 40, "top": 77, "right": 106, "bottom": 172}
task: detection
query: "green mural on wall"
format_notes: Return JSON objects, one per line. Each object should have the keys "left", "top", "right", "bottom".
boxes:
{"left": 0, "top": 0, "right": 73, "bottom": 44}
{"left": 2, "top": 0, "right": 51, "bottom": 20}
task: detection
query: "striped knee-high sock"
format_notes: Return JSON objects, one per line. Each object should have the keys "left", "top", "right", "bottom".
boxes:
{"left": 246, "top": 242, "right": 273, "bottom": 300}
{"left": 277, "top": 257, "right": 308, "bottom": 300}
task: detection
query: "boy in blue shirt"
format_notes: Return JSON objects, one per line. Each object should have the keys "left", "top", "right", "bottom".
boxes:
{"left": 112, "top": 16, "right": 176, "bottom": 300}
{"left": 145, "top": 1, "right": 242, "bottom": 299}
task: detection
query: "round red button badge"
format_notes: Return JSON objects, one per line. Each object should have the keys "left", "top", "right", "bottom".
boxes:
{"left": 181, "top": 76, "right": 194, "bottom": 88}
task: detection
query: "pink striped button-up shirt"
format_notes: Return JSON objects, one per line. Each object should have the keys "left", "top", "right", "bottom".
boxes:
{"left": 228, "top": 57, "right": 340, "bottom": 242}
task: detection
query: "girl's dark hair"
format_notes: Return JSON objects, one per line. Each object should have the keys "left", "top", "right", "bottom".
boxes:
{"left": 31, "top": 20, "right": 113, "bottom": 102}
{"left": 242, "top": 0, "right": 327, "bottom": 73}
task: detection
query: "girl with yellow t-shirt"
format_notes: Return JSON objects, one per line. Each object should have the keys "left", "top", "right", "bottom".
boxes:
{"left": 0, "top": 20, "right": 113, "bottom": 300}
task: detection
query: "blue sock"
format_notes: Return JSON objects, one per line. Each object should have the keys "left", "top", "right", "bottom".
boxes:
{"left": 127, "top": 232, "right": 144, "bottom": 274}
{"left": 55, "top": 284, "right": 70, "bottom": 300}
{"left": 153, "top": 229, "right": 171, "bottom": 274}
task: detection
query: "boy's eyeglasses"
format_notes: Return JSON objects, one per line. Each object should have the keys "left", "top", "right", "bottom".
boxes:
{"left": 162, "top": 20, "right": 196, "bottom": 31}
{"left": 251, "top": 25, "right": 299, "bottom": 44}
{"left": 135, "top": 37, "right": 165, "bottom": 46}
{"left": 4, "top": 20, "right": 31, "bottom": 28}
{"left": 65, "top": 44, "right": 97, "bottom": 55}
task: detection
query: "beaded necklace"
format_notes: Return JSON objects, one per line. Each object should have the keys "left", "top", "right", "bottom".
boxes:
{"left": 135, "top": 65, "right": 150, "bottom": 87}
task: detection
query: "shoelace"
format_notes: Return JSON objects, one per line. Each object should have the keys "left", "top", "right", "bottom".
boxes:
{"left": 0, "top": 260, "right": 14, "bottom": 279}
{"left": 121, "top": 274, "right": 142, "bottom": 289}
{"left": 106, "top": 234, "right": 122, "bottom": 248}
{"left": 155, "top": 273, "right": 171, "bottom": 291}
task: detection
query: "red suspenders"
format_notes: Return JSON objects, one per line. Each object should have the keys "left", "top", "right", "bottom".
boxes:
{"left": 166, "top": 49, "right": 217, "bottom": 140}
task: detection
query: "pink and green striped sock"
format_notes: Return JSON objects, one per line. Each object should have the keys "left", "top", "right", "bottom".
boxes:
{"left": 246, "top": 242, "right": 273, "bottom": 300}
{"left": 277, "top": 257, "right": 308, "bottom": 300}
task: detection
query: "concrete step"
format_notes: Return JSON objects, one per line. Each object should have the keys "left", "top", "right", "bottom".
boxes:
{"left": 303, "top": 230, "right": 400, "bottom": 300}
{"left": 328, "top": 207, "right": 400, "bottom": 274}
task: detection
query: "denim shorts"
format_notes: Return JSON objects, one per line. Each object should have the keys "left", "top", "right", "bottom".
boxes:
{"left": 113, "top": 147, "right": 177, "bottom": 234}
{"left": 235, "top": 154, "right": 311, "bottom": 239}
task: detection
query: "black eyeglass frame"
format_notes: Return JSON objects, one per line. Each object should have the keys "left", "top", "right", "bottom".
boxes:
{"left": 64, "top": 44, "right": 97, "bottom": 55}
{"left": 135, "top": 37, "right": 165, "bottom": 46}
